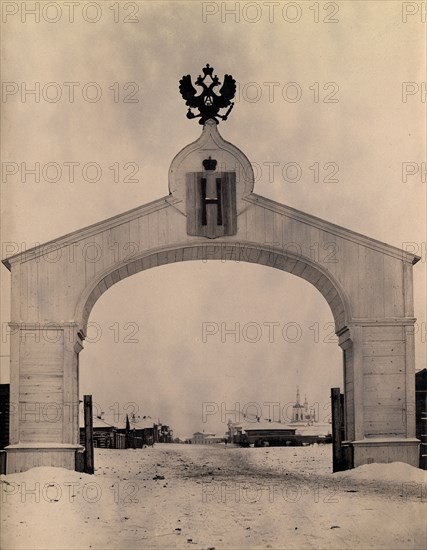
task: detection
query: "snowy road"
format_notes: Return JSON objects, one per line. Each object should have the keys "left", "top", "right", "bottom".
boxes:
{"left": 1, "top": 444, "right": 426, "bottom": 549}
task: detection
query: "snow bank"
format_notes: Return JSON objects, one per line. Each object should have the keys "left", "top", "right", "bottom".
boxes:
{"left": 1, "top": 466, "right": 121, "bottom": 549}
{"left": 2, "top": 465, "right": 93, "bottom": 483}
{"left": 334, "top": 461, "right": 426, "bottom": 483}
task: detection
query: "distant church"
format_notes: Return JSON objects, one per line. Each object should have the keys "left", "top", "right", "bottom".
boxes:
{"left": 291, "top": 387, "right": 316, "bottom": 424}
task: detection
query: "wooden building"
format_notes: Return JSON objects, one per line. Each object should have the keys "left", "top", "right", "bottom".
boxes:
{"left": 230, "top": 421, "right": 297, "bottom": 447}
{"left": 78, "top": 414, "right": 175, "bottom": 449}
{"left": 415, "top": 369, "right": 427, "bottom": 468}
{"left": 229, "top": 419, "right": 332, "bottom": 447}
{"left": 79, "top": 418, "right": 116, "bottom": 449}
{"left": 0, "top": 384, "right": 10, "bottom": 474}
{"left": 0, "top": 384, "right": 10, "bottom": 451}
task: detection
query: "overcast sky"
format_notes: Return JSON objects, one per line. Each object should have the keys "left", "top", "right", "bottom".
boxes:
{"left": 1, "top": 1, "right": 426, "bottom": 438}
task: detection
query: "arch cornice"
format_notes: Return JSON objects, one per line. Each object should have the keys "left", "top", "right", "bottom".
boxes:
{"left": 2, "top": 191, "right": 420, "bottom": 271}
{"left": 245, "top": 194, "right": 421, "bottom": 265}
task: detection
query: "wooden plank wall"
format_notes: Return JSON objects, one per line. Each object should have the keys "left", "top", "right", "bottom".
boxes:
{"left": 19, "top": 334, "right": 64, "bottom": 443}
{"left": 362, "top": 326, "right": 407, "bottom": 437}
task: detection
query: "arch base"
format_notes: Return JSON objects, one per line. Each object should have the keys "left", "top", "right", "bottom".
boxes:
{"left": 351, "top": 438, "right": 420, "bottom": 468}
{"left": 5, "top": 444, "right": 83, "bottom": 474}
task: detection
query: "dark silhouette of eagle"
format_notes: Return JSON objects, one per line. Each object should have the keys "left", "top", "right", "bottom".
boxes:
{"left": 179, "top": 64, "right": 236, "bottom": 124}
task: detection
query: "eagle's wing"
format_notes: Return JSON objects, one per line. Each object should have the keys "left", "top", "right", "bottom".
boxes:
{"left": 179, "top": 75, "right": 199, "bottom": 108}
{"left": 218, "top": 75, "right": 236, "bottom": 107}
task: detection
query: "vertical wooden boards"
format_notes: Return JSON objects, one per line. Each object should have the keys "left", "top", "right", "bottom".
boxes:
{"left": 19, "top": 332, "right": 64, "bottom": 443}
{"left": 362, "top": 325, "right": 407, "bottom": 437}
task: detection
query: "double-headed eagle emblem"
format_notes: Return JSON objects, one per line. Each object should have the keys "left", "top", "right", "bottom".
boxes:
{"left": 179, "top": 64, "right": 236, "bottom": 125}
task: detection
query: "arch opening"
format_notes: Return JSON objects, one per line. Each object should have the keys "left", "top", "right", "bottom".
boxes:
{"left": 76, "top": 243, "right": 351, "bottom": 339}
{"left": 79, "top": 257, "right": 344, "bottom": 464}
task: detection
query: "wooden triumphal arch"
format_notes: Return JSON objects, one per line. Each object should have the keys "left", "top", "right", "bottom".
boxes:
{"left": 2, "top": 68, "right": 421, "bottom": 473}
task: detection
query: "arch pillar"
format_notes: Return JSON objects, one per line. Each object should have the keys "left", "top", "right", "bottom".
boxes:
{"left": 339, "top": 319, "right": 419, "bottom": 467}
{"left": 5, "top": 323, "right": 83, "bottom": 473}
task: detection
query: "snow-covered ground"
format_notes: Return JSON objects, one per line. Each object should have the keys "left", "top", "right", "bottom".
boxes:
{"left": 1, "top": 444, "right": 426, "bottom": 549}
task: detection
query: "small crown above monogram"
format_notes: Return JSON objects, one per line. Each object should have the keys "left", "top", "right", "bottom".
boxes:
{"left": 202, "top": 156, "right": 218, "bottom": 171}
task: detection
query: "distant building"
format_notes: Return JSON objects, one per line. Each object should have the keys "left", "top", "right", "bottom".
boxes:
{"left": 228, "top": 419, "right": 297, "bottom": 446}
{"left": 157, "top": 424, "right": 173, "bottom": 443}
{"left": 204, "top": 434, "right": 224, "bottom": 444}
{"left": 227, "top": 420, "right": 241, "bottom": 443}
{"left": 79, "top": 413, "right": 173, "bottom": 448}
{"left": 191, "top": 431, "right": 223, "bottom": 444}
{"left": 191, "top": 431, "right": 207, "bottom": 444}
{"left": 291, "top": 387, "right": 316, "bottom": 424}
{"left": 79, "top": 417, "right": 116, "bottom": 448}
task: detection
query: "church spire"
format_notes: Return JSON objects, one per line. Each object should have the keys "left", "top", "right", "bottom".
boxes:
{"left": 296, "top": 386, "right": 300, "bottom": 405}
